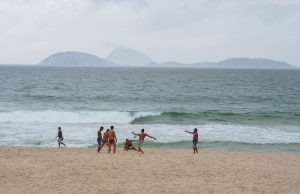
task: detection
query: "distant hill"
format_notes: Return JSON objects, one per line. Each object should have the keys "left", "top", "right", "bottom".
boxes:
{"left": 36, "top": 49, "right": 297, "bottom": 69}
{"left": 106, "top": 47, "right": 153, "bottom": 66}
{"left": 37, "top": 51, "right": 115, "bottom": 66}
{"left": 148, "top": 58, "right": 296, "bottom": 69}
{"left": 214, "top": 58, "right": 295, "bottom": 69}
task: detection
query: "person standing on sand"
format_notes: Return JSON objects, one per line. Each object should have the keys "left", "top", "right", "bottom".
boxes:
{"left": 108, "top": 126, "right": 117, "bottom": 154}
{"left": 185, "top": 128, "right": 198, "bottom": 154}
{"left": 97, "top": 126, "right": 104, "bottom": 153}
{"left": 132, "top": 129, "right": 156, "bottom": 154}
{"left": 99, "top": 129, "right": 110, "bottom": 153}
{"left": 56, "top": 127, "right": 66, "bottom": 148}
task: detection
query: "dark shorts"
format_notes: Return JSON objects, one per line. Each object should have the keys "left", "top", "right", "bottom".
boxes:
{"left": 109, "top": 139, "right": 115, "bottom": 144}
{"left": 192, "top": 140, "right": 198, "bottom": 148}
{"left": 97, "top": 139, "right": 102, "bottom": 145}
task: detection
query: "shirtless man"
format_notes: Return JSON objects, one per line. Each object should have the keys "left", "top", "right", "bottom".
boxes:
{"left": 132, "top": 129, "right": 156, "bottom": 154}
{"left": 99, "top": 129, "right": 110, "bottom": 153}
{"left": 108, "top": 126, "right": 117, "bottom": 154}
{"left": 185, "top": 128, "right": 198, "bottom": 154}
{"left": 124, "top": 139, "right": 137, "bottom": 151}
{"left": 97, "top": 126, "right": 104, "bottom": 153}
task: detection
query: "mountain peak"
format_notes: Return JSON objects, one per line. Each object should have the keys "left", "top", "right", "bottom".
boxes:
{"left": 106, "top": 47, "right": 153, "bottom": 66}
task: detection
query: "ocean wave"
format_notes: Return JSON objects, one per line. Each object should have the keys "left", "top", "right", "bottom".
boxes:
{"left": 0, "top": 111, "right": 160, "bottom": 124}
{"left": 130, "top": 111, "right": 300, "bottom": 125}
{"left": 1, "top": 110, "right": 299, "bottom": 125}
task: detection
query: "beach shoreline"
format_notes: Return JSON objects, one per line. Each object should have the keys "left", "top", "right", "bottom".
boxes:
{"left": 1, "top": 146, "right": 299, "bottom": 194}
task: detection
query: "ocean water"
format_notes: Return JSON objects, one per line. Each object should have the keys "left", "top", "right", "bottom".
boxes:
{"left": 0, "top": 66, "right": 299, "bottom": 152}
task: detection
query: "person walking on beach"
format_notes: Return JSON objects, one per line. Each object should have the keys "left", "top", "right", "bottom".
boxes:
{"left": 56, "top": 127, "right": 66, "bottom": 148}
{"left": 132, "top": 129, "right": 156, "bottom": 154}
{"left": 108, "top": 126, "right": 117, "bottom": 154}
{"left": 185, "top": 128, "right": 198, "bottom": 154}
{"left": 97, "top": 126, "right": 104, "bottom": 153}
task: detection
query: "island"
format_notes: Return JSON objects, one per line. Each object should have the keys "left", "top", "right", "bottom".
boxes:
{"left": 37, "top": 51, "right": 115, "bottom": 67}
{"left": 36, "top": 49, "right": 297, "bottom": 69}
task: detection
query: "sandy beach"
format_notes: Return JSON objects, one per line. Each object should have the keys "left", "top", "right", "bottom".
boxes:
{"left": 0, "top": 146, "right": 299, "bottom": 194}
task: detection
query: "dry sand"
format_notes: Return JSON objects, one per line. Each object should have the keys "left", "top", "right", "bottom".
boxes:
{"left": 0, "top": 146, "right": 299, "bottom": 194}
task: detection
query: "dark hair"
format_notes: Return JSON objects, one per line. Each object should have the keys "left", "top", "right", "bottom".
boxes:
{"left": 100, "top": 126, "right": 104, "bottom": 129}
{"left": 141, "top": 128, "right": 144, "bottom": 132}
{"left": 194, "top": 128, "right": 197, "bottom": 133}
{"left": 58, "top": 127, "right": 61, "bottom": 130}
{"left": 106, "top": 129, "right": 109, "bottom": 132}
{"left": 110, "top": 126, "right": 114, "bottom": 129}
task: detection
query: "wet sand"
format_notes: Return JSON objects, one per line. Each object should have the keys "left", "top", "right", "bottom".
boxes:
{"left": 0, "top": 146, "right": 299, "bottom": 194}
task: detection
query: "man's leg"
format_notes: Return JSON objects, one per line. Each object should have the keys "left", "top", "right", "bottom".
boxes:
{"left": 97, "top": 140, "right": 102, "bottom": 152}
{"left": 61, "top": 141, "right": 66, "bottom": 147}
{"left": 108, "top": 143, "right": 111, "bottom": 154}
{"left": 132, "top": 146, "right": 137, "bottom": 151}
{"left": 113, "top": 143, "right": 116, "bottom": 154}
{"left": 140, "top": 148, "right": 144, "bottom": 154}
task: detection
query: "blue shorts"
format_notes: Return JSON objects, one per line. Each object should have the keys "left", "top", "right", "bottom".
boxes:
{"left": 192, "top": 140, "right": 198, "bottom": 148}
{"left": 97, "top": 139, "right": 102, "bottom": 145}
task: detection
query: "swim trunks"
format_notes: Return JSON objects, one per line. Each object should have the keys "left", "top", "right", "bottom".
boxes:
{"left": 97, "top": 138, "right": 102, "bottom": 145}
{"left": 192, "top": 140, "right": 198, "bottom": 148}
{"left": 109, "top": 139, "right": 115, "bottom": 144}
{"left": 138, "top": 140, "right": 144, "bottom": 148}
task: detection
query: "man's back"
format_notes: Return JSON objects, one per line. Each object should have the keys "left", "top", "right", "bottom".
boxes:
{"left": 108, "top": 130, "right": 115, "bottom": 139}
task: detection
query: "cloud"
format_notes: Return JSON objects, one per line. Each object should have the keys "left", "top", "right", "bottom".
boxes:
{"left": 0, "top": 0, "right": 299, "bottom": 66}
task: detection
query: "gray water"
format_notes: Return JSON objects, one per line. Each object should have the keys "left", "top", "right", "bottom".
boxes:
{"left": 0, "top": 66, "right": 299, "bottom": 151}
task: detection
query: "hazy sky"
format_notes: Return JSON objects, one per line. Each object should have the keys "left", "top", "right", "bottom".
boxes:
{"left": 0, "top": 0, "right": 299, "bottom": 66}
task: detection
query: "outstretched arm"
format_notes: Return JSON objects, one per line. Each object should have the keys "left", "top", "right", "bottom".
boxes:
{"left": 132, "top": 131, "right": 138, "bottom": 136}
{"left": 146, "top": 134, "right": 156, "bottom": 140}
{"left": 185, "top": 130, "right": 193, "bottom": 134}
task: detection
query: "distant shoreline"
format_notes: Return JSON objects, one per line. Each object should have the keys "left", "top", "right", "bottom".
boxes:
{"left": 3, "top": 141, "right": 300, "bottom": 153}
{"left": 0, "top": 64, "right": 299, "bottom": 69}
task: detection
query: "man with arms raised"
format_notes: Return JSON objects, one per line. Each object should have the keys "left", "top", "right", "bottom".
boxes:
{"left": 132, "top": 129, "right": 156, "bottom": 154}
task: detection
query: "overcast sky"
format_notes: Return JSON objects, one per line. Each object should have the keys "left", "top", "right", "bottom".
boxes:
{"left": 0, "top": 0, "right": 299, "bottom": 66}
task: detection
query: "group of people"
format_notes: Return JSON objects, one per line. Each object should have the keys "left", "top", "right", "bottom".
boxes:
{"left": 97, "top": 126, "right": 118, "bottom": 154}
{"left": 56, "top": 126, "right": 199, "bottom": 154}
{"left": 96, "top": 126, "right": 156, "bottom": 154}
